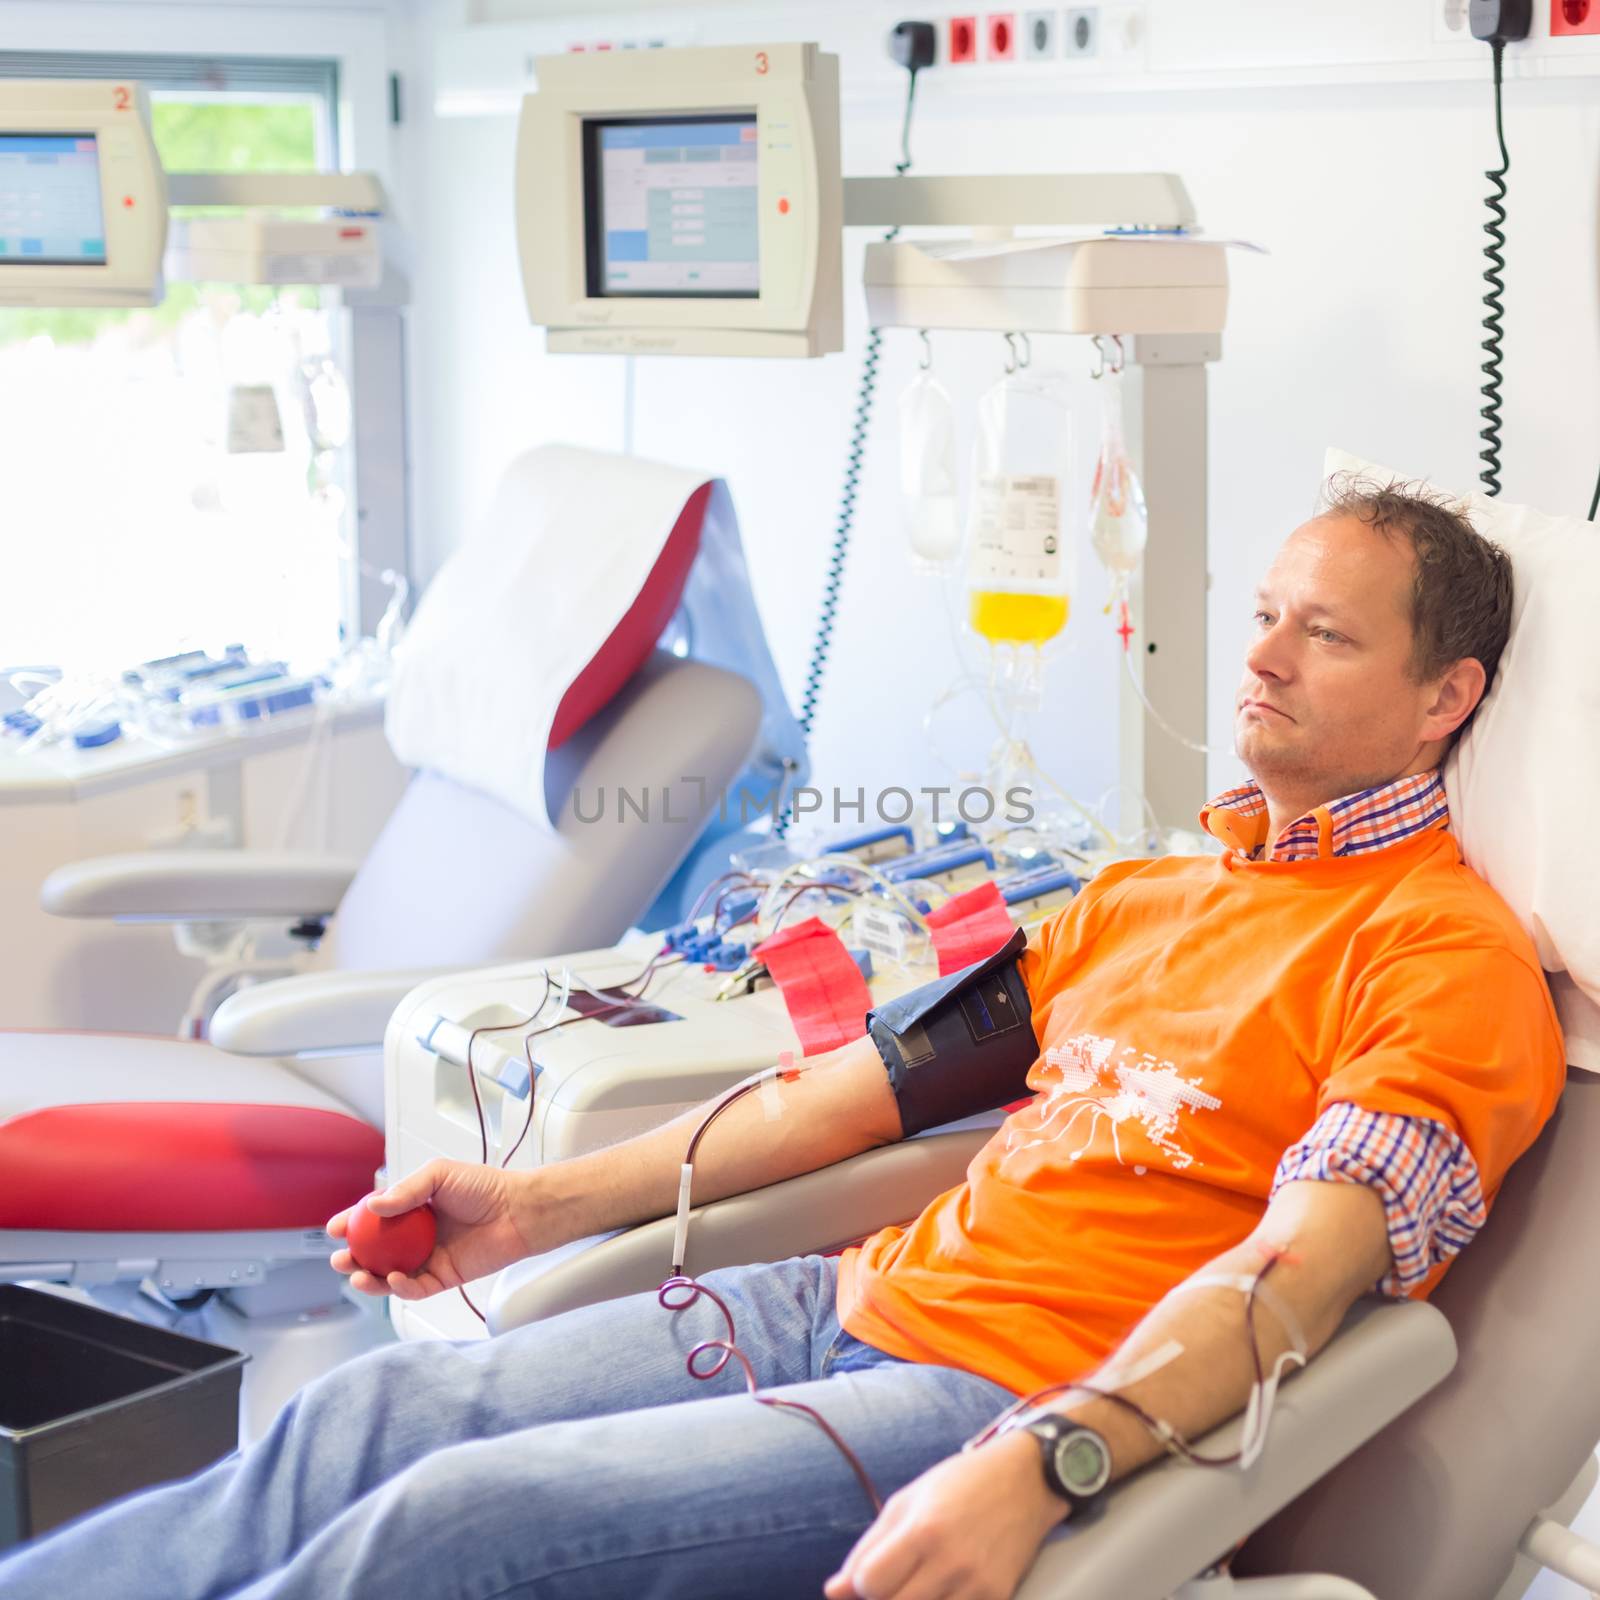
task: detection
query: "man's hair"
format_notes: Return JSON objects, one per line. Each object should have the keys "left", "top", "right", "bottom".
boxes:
{"left": 1319, "top": 473, "right": 1514, "bottom": 731}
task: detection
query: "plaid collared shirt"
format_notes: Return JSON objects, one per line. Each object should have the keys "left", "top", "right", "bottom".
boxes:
{"left": 1199, "top": 769, "right": 1450, "bottom": 862}
{"left": 1202, "top": 769, "right": 1485, "bottom": 1297}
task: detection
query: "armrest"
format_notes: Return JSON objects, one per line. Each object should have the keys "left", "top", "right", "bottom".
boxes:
{"left": 489, "top": 1128, "right": 992, "bottom": 1332}
{"left": 1012, "top": 1298, "right": 1455, "bottom": 1599}
{"left": 491, "top": 1132, "right": 1455, "bottom": 1600}
{"left": 209, "top": 966, "right": 475, "bottom": 1057}
{"left": 40, "top": 850, "right": 362, "bottom": 922}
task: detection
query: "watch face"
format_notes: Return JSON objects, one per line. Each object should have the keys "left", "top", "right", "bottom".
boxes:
{"left": 1054, "top": 1430, "right": 1111, "bottom": 1496}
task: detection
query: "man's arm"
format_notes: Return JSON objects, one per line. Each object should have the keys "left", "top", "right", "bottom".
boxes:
{"left": 330, "top": 1031, "right": 903, "bottom": 1298}
{"left": 825, "top": 1178, "right": 1392, "bottom": 1600}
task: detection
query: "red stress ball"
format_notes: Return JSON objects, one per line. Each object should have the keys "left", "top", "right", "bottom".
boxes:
{"left": 345, "top": 1195, "right": 437, "bottom": 1277}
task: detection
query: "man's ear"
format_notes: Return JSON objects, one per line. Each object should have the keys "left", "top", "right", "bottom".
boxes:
{"left": 1422, "top": 657, "right": 1488, "bottom": 742}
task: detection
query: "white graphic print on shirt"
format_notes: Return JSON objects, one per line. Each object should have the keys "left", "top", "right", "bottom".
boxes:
{"left": 1000, "top": 1032, "right": 1221, "bottom": 1176}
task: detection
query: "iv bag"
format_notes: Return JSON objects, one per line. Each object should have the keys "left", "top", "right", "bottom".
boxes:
{"left": 898, "top": 370, "right": 961, "bottom": 569}
{"left": 965, "top": 372, "right": 1076, "bottom": 647}
{"left": 1089, "top": 370, "right": 1148, "bottom": 591}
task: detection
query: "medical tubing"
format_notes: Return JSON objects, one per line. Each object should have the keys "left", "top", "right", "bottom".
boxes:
{"left": 681, "top": 1065, "right": 801, "bottom": 1181}
{"left": 766, "top": 878, "right": 866, "bottom": 934}
{"left": 658, "top": 1275, "right": 884, "bottom": 1514}
{"left": 1479, "top": 42, "right": 1510, "bottom": 498}
{"left": 963, "top": 1256, "right": 1288, "bottom": 1468}
{"left": 760, "top": 853, "right": 933, "bottom": 935}
{"left": 461, "top": 980, "right": 556, "bottom": 1163}
{"left": 498, "top": 954, "right": 676, "bottom": 1170}
{"left": 1121, "top": 644, "right": 1216, "bottom": 757}
{"left": 1588, "top": 464, "right": 1600, "bottom": 522}
{"left": 687, "top": 870, "right": 760, "bottom": 925}
{"left": 661, "top": 1059, "right": 882, "bottom": 1514}
{"left": 449, "top": 954, "right": 671, "bottom": 1321}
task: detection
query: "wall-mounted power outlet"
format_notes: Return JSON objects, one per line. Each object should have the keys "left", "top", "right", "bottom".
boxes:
{"left": 1552, "top": 0, "right": 1600, "bottom": 35}
{"left": 948, "top": 14, "right": 979, "bottom": 62}
{"left": 1024, "top": 9, "right": 1059, "bottom": 58}
{"left": 986, "top": 12, "right": 1018, "bottom": 60}
{"left": 1065, "top": 6, "right": 1100, "bottom": 56}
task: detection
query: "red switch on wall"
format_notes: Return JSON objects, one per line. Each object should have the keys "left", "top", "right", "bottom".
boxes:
{"left": 1552, "top": 0, "right": 1600, "bottom": 35}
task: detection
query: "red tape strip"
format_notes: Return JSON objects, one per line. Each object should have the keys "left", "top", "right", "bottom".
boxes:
{"left": 926, "top": 881, "right": 1017, "bottom": 976}
{"left": 754, "top": 917, "right": 873, "bottom": 1056}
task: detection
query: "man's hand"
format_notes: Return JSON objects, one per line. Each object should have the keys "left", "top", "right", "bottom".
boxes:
{"left": 824, "top": 1431, "right": 1065, "bottom": 1600}
{"left": 327, "top": 1160, "right": 540, "bottom": 1300}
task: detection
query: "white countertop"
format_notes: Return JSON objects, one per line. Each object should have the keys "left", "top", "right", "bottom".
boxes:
{"left": 0, "top": 694, "right": 388, "bottom": 806}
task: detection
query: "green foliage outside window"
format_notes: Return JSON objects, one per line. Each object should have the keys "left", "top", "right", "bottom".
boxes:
{"left": 0, "top": 97, "right": 323, "bottom": 347}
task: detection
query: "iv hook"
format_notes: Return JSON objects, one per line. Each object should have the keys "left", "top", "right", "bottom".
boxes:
{"left": 918, "top": 328, "right": 932, "bottom": 371}
{"left": 1090, "top": 333, "right": 1126, "bottom": 380}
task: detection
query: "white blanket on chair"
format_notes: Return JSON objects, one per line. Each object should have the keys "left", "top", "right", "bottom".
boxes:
{"left": 386, "top": 445, "right": 719, "bottom": 830}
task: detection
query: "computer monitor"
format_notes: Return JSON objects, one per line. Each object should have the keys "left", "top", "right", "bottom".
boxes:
{"left": 0, "top": 81, "right": 166, "bottom": 308}
{"left": 517, "top": 44, "right": 841, "bottom": 357}
{"left": 0, "top": 134, "right": 109, "bottom": 267}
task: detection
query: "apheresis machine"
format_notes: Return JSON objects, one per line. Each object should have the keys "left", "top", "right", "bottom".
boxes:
{"left": 387, "top": 823, "right": 1089, "bottom": 1342}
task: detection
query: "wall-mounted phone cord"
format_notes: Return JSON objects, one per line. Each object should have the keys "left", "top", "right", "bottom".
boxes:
{"left": 1479, "top": 41, "right": 1510, "bottom": 497}
{"left": 781, "top": 67, "right": 921, "bottom": 836}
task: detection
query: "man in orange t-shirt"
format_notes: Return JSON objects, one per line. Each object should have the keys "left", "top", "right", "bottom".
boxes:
{"left": 2, "top": 480, "right": 1564, "bottom": 1600}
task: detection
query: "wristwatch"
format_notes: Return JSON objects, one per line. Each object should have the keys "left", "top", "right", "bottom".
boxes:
{"left": 1016, "top": 1412, "right": 1113, "bottom": 1517}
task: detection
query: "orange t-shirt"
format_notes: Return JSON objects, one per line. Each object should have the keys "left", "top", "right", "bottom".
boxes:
{"left": 835, "top": 829, "right": 1564, "bottom": 1397}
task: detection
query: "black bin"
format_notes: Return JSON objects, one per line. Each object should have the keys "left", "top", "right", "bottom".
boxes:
{"left": 0, "top": 1285, "right": 247, "bottom": 1551}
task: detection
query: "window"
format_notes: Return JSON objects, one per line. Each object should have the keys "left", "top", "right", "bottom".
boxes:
{"left": 0, "top": 55, "right": 358, "bottom": 675}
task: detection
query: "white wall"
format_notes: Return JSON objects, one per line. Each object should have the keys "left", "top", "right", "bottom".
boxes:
{"left": 404, "top": 0, "right": 1600, "bottom": 829}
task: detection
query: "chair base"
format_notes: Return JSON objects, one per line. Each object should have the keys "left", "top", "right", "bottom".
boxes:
{"left": 196, "top": 1292, "right": 395, "bottom": 1444}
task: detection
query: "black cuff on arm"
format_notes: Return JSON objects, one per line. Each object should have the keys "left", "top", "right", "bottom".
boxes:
{"left": 866, "top": 927, "right": 1040, "bottom": 1137}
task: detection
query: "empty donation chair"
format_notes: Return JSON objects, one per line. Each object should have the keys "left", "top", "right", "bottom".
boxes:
{"left": 0, "top": 447, "right": 783, "bottom": 1430}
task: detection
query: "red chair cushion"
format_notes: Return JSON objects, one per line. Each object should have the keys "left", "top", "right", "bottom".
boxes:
{"left": 0, "top": 1103, "right": 384, "bottom": 1232}
{"left": 547, "top": 481, "right": 711, "bottom": 749}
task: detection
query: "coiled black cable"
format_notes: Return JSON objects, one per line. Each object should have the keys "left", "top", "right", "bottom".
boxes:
{"left": 778, "top": 70, "right": 920, "bottom": 836}
{"left": 792, "top": 322, "right": 888, "bottom": 745}
{"left": 1479, "top": 42, "right": 1510, "bottom": 497}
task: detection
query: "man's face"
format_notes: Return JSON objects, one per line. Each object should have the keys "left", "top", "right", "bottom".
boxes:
{"left": 1236, "top": 514, "right": 1441, "bottom": 804}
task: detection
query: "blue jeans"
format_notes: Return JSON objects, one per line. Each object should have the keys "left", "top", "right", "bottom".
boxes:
{"left": 0, "top": 1256, "right": 1017, "bottom": 1599}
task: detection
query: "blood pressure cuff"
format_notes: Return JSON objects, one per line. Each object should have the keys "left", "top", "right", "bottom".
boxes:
{"left": 866, "top": 926, "right": 1039, "bottom": 1138}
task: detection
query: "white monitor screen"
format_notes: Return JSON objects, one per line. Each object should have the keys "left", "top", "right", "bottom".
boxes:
{"left": 584, "top": 114, "right": 758, "bottom": 298}
{"left": 0, "top": 133, "right": 107, "bottom": 266}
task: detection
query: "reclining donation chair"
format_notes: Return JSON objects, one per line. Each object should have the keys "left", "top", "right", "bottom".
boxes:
{"left": 0, "top": 446, "right": 783, "bottom": 1430}
{"left": 477, "top": 453, "right": 1600, "bottom": 1600}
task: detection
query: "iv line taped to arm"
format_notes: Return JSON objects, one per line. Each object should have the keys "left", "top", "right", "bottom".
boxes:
{"left": 966, "top": 1256, "right": 1309, "bottom": 1475}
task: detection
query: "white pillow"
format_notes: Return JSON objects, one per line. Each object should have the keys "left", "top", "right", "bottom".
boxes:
{"left": 1324, "top": 449, "right": 1600, "bottom": 1072}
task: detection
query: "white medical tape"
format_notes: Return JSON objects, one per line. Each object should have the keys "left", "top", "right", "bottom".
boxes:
{"left": 1096, "top": 1337, "right": 1186, "bottom": 1391}
{"left": 1236, "top": 1349, "right": 1306, "bottom": 1471}
{"left": 759, "top": 1068, "right": 785, "bottom": 1122}
{"left": 1170, "top": 1271, "right": 1309, "bottom": 1359}
{"left": 1156, "top": 1271, "right": 1310, "bottom": 1471}
{"left": 671, "top": 1163, "right": 694, "bottom": 1271}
